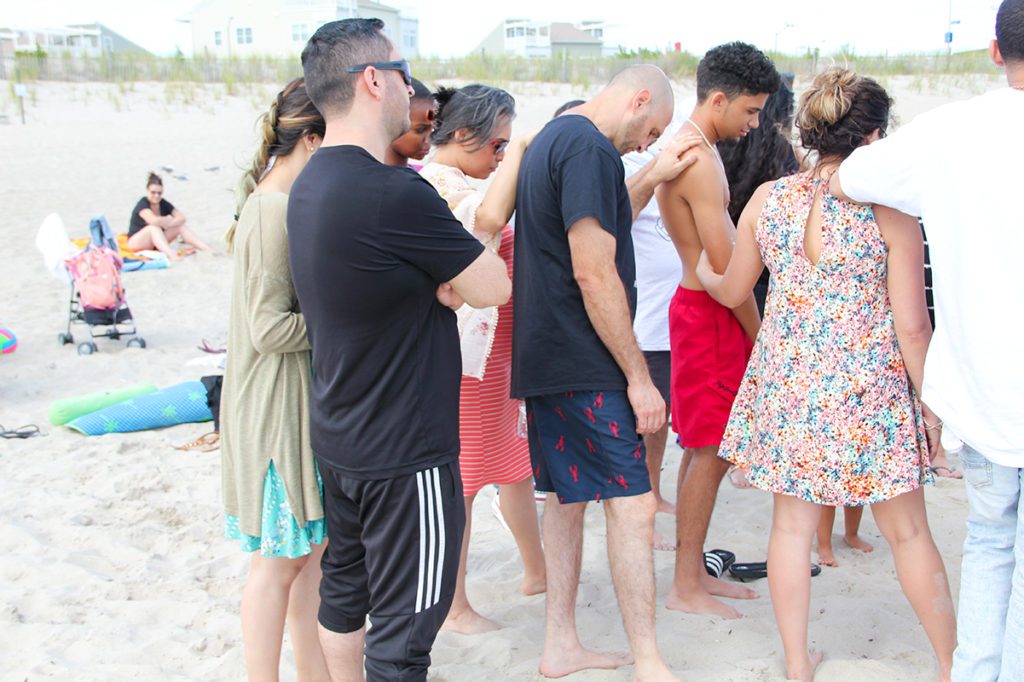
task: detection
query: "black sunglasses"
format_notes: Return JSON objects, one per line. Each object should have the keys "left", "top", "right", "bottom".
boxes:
{"left": 345, "top": 60, "right": 412, "bottom": 87}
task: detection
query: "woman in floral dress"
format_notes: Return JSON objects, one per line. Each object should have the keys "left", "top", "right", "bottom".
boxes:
{"left": 697, "top": 68, "right": 955, "bottom": 681}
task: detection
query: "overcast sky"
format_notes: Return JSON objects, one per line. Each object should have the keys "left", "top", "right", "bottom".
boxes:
{"left": 2, "top": 0, "right": 1001, "bottom": 58}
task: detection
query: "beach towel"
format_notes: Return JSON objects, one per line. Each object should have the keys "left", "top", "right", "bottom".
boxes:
{"left": 36, "top": 213, "right": 78, "bottom": 284}
{"left": 65, "top": 381, "right": 213, "bottom": 435}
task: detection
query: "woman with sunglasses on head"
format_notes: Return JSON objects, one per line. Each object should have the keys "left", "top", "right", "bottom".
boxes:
{"left": 696, "top": 68, "right": 955, "bottom": 681}
{"left": 220, "top": 78, "right": 330, "bottom": 681}
{"left": 419, "top": 84, "right": 545, "bottom": 634}
{"left": 385, "top": 78, "right": 436, "bottom": 169}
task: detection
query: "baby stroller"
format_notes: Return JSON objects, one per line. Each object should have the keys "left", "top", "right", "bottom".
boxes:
{"left": 57, "top": 216, "right": 146, "bottom": 355}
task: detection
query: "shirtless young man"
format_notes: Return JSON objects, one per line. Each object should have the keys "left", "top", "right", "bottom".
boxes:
{"left": 655, "top": 42, "right": 780, "bottom": 619}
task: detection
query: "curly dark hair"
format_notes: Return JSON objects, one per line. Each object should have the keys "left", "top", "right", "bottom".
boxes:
{"left": 718, "top": 81, "right": 798, "bottom": 224}
{"left": 997, "top": 0, "right": 1024, "bottom": 62}
{"left": 696, "top": 41, "right": 781, "bottom": 102}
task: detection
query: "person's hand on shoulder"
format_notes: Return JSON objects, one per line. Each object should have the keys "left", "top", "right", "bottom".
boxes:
{"left": 650, "top": 131, "right": 702, "bottom": 185}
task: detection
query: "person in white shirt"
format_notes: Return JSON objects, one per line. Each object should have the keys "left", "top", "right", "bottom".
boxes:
{"left": 831, "top": 2, "right": 1024, "bottom": 677}
{"left": 623, "top": 109, "right": 687, "bottom": 539}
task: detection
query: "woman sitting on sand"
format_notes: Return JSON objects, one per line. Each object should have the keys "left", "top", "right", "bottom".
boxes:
{"left": 419, "top": 84, "right": 545, "bottom": 634}
{"left": 126, "top": 172, "right": 211, "bottom": 259}
{"left": 219, "top": 78, "right": 329, "bottom": 680}
{"left": 696, "top": 68, "right": 956, "bottom": 681}
{"left": 384, "top": 78, "right": 436, "bottom": 168}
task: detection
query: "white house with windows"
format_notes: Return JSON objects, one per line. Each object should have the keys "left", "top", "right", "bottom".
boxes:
{"left": 576, "top": 21, "right": 631, "bottom": 57}
{"left": 183, "top": 0, "right": 418, "bottom": 59}
{"left": 475, "top": 19, "right": 603, "bottom": 59}
{"left": 0, "top": 22, "right": 150, "bottom": 58}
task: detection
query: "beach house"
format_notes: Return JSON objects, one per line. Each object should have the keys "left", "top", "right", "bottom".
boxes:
{"left": 183, "top": 0, "right": 419, "bottom": 59}
{"left": 474, "top": 19, "right": 604, "bottom": 59}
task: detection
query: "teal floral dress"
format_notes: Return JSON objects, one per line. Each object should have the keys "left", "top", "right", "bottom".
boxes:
{"left": 719, "top": 174, "right": 933, "bottom": 506}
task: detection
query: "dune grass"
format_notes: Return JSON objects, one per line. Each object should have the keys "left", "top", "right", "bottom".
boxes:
{"left": 1, "top": 47, "right": 1000, "bottom": 90}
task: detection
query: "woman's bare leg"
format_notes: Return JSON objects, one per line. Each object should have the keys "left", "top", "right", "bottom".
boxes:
{"left": 769, "top": 494, "right": 824, "bottom": 681}
{"left": 498, "top": 476, "right": 546, "bottom": 595}
{"left": 286, "top": 540, "right": 330, "bottom": 681}
{"left": 126, "top": 225, "right": 180, "bottom": 260}
{"left": 842, "top": 506, "right": 875, "bottom": 553}
{"left": 241, "top": 552, "right": 309, "bottom": 682}
{"left": 871, "top": 488, "right": 955, "bottom": 681}
{"left": 816, "top": 506, "right": 838, "bottom": 567}
{"left": 177, "top": 223, "right": 212, "bottom": 251}
{"left": 441, "top": 492, "right": 501, "bottom": 634}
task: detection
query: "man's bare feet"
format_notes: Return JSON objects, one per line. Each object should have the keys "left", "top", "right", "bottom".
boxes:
{"left": 817, "top": 545, "right": 838, "bottom": 567}
{"left": 656, "top": 497, "right": 676, "bottom": 514}
{"left": 843, "top": 533, "right": 874, "bottom": 553}
{"left": 520, "top": 574, "right": 547, "bottom": 596}
{"left": 634, "top": 659, "right": 681, "bottom": 681}
{"left": 653, "top": 530, "right": 676, "bottom": 552}
{"left": 786, "top": 649, "right": 824, "bottom": 681}
{"left": 441, "top": 607, "right": 501, "bottom": 635}
{"left": 665, "top": 587, "right": 743, "bottom": 619}
{"left": 539, "top": 646, "right": 633, "bottom": 678}
{"left": 700, "top": 572, "right": 759, "bottom": 600}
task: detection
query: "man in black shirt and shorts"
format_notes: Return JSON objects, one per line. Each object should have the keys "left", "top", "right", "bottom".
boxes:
{"left": 513, "top": 65, "right": 698, "bottom": 680}
{"left": 288, "top": 19, "right": 510, "bottom": 681}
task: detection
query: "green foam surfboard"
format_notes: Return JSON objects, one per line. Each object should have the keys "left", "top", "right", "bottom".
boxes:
{"left": 48, "top": 383, "right": 159, "bottom": 425}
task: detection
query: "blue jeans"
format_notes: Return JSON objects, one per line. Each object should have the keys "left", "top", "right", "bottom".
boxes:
{"left": 951, "top": 445, "right": 1023, "bottom": 682}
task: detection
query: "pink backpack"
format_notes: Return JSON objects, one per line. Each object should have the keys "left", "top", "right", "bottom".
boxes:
{"left": 66, "top": 246, "right": 124, "bottom": 310}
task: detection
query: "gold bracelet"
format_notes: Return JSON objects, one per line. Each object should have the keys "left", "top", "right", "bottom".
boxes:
{"left": 924, "top": 418, "right": 943, "bottom": 431}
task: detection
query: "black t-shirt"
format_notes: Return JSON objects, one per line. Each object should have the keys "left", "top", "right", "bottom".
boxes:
{"left": 128, "top": 197, "right": 174, "bottom": 236}
{"left": 511, "top": 115, "right": 634, "bottom": 398}
{"left": 287, "top": 146, "right": 485, "bottom": 480}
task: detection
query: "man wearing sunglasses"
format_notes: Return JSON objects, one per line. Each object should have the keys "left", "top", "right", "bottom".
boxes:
{"left": 287, "top": 18, "right": 510, "bottom": 682}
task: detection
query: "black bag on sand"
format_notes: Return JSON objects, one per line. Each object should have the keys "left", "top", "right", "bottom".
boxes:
{"left": 200, "top": 375, "right": 223, "bottom": 432}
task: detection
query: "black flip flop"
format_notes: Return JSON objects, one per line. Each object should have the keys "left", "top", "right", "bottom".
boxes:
{"left": 0, "top": 424, "right": 41, "bottom": 439}
{"left": 728, "top": 561, "right": 822, "bottom": 581}
{"left": 703, "top": 549, "right": 736, "bottom": 578}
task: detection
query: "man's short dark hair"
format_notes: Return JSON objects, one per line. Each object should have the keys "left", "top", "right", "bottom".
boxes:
{"left": 301, "top": 18, "right": 392, "bottom": 116}
{"left": 696, "top": 42, "right": 781, "bottom": 102}
{"left": 997, "top": 0, "right": 1024, "bottom": 63}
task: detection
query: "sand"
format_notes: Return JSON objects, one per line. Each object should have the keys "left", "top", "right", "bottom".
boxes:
{"left": 0, "top": 75, "right": 999, "bottom": 681}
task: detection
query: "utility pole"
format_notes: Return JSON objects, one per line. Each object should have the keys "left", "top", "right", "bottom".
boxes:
{"left": 945, "top": 0, "right": 961, "bottom": 70}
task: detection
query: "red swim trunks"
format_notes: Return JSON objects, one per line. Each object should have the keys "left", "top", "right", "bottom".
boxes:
{"left": 669, "top": 287, "right": 753, "bottom": 449}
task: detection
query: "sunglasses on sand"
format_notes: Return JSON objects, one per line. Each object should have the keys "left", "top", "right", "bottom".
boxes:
{"left": 345, "top": 60, "right": 412, "bottom": 87}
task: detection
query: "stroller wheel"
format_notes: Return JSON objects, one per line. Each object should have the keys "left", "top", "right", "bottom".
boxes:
{"left": 77, "top": 342, "right": 98, "bottom": 356}
{"left": 127, "top": 337, "right": 146, "bottom": 349}
{"left": 58, "top": 332, "right": 73, "bottom": 346}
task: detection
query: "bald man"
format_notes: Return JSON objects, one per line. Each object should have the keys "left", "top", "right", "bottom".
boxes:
{"left": 512, "top": 65, "right": 697, "bottom": 681}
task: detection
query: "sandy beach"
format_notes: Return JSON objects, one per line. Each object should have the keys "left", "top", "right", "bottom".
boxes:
{"left": 0, "top": 75, "right": 999, "bottom": 681}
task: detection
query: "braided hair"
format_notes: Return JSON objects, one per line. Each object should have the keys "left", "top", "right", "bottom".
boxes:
{"left": 225, "top": 78, "right": 325, "bottom": 251}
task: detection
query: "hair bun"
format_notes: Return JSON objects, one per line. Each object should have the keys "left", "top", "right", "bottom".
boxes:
{"left": 800, "top": 67, "right": 861, "bottom": 127}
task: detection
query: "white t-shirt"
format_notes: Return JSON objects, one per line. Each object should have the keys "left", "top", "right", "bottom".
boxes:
{"left": 623, "top": 109, "right": 689, "bottom": 351}
{"left": 839, "top": 87, "right": 1024, "bottom": 467}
